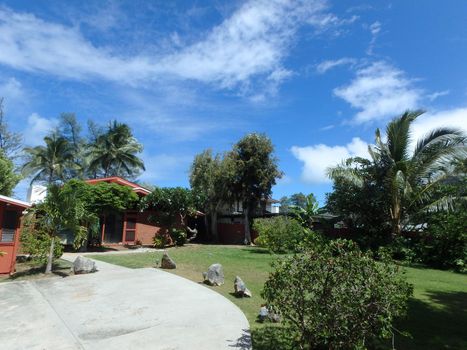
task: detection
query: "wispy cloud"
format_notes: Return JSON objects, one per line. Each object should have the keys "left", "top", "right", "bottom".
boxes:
{"left": 0, "top": 77, "right": 23, "bottom": 102}
{"left": 366, "top": 21, "right": 381, "bottom": 55}
{"left": 23, "top": 113, "right": 58, "bottom": 146}
{"left": 427, "top": 90, "right": 450, "bottom": 101}
{"left": 0, "top": 1, "right": 345, "bottom": 97}
{"left": 315, "top": 57, "right": 356, "bottom": 74}
{"left": 334, "top": 61, "right": 422, "bottom": 123}
{"left": 291, "top": 137, "right": 369, "bottom": 183}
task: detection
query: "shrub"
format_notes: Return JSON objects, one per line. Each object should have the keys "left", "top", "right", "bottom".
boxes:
{"left": 262, "top": 240, "right": 412, "bottom": 349}
{"left": 20, "top": 224, "right": 63, "bottom": 264}
{"left": 170, "top": 228, "right": 187, "bottom": 246}
{"left": 253, "top": 216, "right": 315, "bottom": 253}
{"left": 153, "top": 234, "right": 169, "bottom": 249}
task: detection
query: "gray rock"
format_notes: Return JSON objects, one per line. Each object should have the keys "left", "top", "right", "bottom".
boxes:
{"left": 73, "top": 256, "right": 97, "bottom": 274}
{"left": 160, "top": 253, "right": 176, "bottom": 269}
{"left": 269, "top": 312, "right": 281, "bottom": 323}
{"left": 234, "top": 276, "right": 252, "bottom": 297}
{"left": 203, "top": 263, "right": 224, "bottom": 286}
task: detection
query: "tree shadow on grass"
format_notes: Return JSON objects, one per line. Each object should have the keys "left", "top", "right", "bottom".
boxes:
{"left": 379, "top": 290, "right": 467, "bottom": 350}
{"left": 9, "top": 261, "right": 72, "bottom": 280}
{"left": 251, "top": 325, "right": 298, "bottom": 350}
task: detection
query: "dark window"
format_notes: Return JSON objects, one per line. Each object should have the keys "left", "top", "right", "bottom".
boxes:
{"left": 125, "top": 231, "right": 135, "bottom": 241}
{"left": 126, "top": 217, "right": 136, "bottom": 230}
{"left": 1, "top": 210, "right": 17, "bottom": 242}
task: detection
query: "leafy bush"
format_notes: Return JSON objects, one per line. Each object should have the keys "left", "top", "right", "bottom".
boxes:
{"left": 262, "top": 240, "right": 412, "bottom": 349}
{"left": 153, "top": 234, "right": 169, "bottom": 249}
{"left": 253, "top": 216, "right": 314, "bottom": 253}
{"left": 20, "top": 222, "right": 63, "bottom": 264}
{"left": 170, "top": 228, "right": 187, "bottom": 246}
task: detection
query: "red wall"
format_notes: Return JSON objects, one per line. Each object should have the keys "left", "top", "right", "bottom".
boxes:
{"left": 218, "top": 223, "right": 258, "bottom": 244}
{"left": 0, "top": 204, "right": 24, "bottom": 274}
{"left": 135, "top": 211, "right": 168, "bottom": 245}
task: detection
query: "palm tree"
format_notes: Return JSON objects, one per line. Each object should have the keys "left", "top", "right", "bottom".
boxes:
{"left": 328, "top": 110, "right": 466, "bottom": 236}
{"left": 87, "top": 121, "right": 145, "bottom": 178}
{"left": 22, "top": 134, "right": 75, "bottom": 184}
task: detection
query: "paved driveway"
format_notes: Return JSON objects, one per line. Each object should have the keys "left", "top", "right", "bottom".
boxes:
{"left": 0, "top": 257, "right": 251, "bottom": 350}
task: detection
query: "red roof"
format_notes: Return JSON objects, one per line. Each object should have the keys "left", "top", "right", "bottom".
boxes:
{"left": 85, "top": 177, "right": 151, "bottom": 196}
{"left": 0, "top": 194, "right": 31, "bottom": 209}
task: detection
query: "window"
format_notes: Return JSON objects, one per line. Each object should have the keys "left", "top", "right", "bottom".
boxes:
{"left": 1, "top": 210, "right": 18, "bottom": 243}
{"left": 124, "top": 215, "right": 137, "bottom": 242}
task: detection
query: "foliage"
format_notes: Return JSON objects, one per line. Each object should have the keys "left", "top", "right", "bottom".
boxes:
{"left": 141, "top": 187, "right": 199, "bottom": 227}
{"left": 0, "top": 149, "right": 21, "bottom": 196}
{"left": 327, "top": 110, "right": 466, "bottom": 237}
{"left": 228, "top": 133, "right": 283, "bottom": 243}
{"left": 87, "top": 120, "right": 145, "bottom": 179}
{"left": 22, "top": 134, "right": 76, "bottom": 184}
{"left": 280, "top": 193, "right": 307, "bottom": 213}
{"left": 189, "top": 149, "right": 235, "bottom": 240}
{"left": 0, "top": 97, "right": 22, "bottom": 159}
{"left": 289, "top": 193, "right": 319, "bottom": 229}
{"left": 21, "top": 219, "right": 63, "bottom": 264}
{"left": 21, "top": 185, "right": 99, "bottom": 272}
{"left": 170, "top": 228, "right": 187, "bottom": 246}
{"left": 262, "top": 240, "right": 413, "bottom": 349}
{"left": 153, "top": 234, "right": 169, "bottom": 249}
{"left": 253, "top": 216, "right": 315, "bottom": 253}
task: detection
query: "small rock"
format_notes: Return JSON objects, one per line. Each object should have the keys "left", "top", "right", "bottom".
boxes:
{"left": 234, "top": 276, "right": 252, "bottom": 298}
{"left": 160, "top": 253, "right": 176, "bottom": 269}
{"left": 73, "top": 256, "right": 97, "bottom": 274}
{"left": 203, "top": 263, "right": 224, "bottom": 286}
{"left": 268, "top": 312, "right": 281, "bottom": 323}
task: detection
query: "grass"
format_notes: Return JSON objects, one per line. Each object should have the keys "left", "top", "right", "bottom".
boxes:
{"left": 90, "top": 244, "right": 467, "bottom": 349}
{"left": 0, "top": 259, "right": 72, "bottom": 283}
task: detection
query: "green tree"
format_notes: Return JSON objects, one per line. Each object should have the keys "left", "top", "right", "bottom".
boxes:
{"left": 0, "top": 149, "right": 21, "bottom": 196}
{"left": 328, "top": 110, "right": 466, "bottom": 237}
{"left": 0, "top": 97, "right": 22, "bottom": 159}
{"left": 56, "top": 113, "right": 86, "bottom": 178}
{"left": 22, "top": 185, "right": 99, "bottom": 273}
{"left": 262, "top": 240, "right": 412, "bottom": 349}
{"left": 189, "top": 149, "right": 234, "bottom": 241}
{"left": 22, "top": 134, "right": 75, "bottom": 185}
{"left": 87, "top": 121, "right": 145, "bottom": 179}
{"left": 289, "top": 192, "right": 307, "bottom": 208}
{"left": 229, "top": 133, "right": 283, "bottom": 244}
{"left": 289, "top": 193, "right": 319, "bottom": 229}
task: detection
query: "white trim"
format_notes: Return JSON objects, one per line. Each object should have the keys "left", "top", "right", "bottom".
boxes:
{"left": 0, "top": 194, "right": 31, "bottom": 208}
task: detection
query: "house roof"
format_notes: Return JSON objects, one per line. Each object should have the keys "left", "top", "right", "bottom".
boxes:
{"left": 0, "top": 194, "right": 31, "bottom": 209}
{"left": 85, "top": 177, "right": 152, "bottom": 195}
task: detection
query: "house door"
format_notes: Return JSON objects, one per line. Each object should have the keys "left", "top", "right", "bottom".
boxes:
{"left": 103, "top": 213, "right": 123, "bottom": 243}
{"left": 0, "top": 209, "right": 19, "bottom": 274}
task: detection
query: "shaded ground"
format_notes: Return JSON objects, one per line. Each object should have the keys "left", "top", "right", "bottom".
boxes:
{"left": 91, "top": 245, "right": 467, "bottom": 350}
{"left": 0, "top": 258, "right": 72, "bottom": 282}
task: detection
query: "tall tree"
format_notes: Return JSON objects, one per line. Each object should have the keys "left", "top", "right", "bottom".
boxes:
{"left": 229, "top": 133, "right": 283, "bottom": 244}
{"left": 0, "top": 97, "right": 22, "bottom": 159}
{"left": 189, "top": 149, "right": 234, "bottom": 241}
{"left": 87, "top": 121, "right": 145, "bottom": 179}
{"left": 0, "top": 149, "right": 21, "bottom": 196}
{"left": 56, "top": 113, "right": 86, "bottom": 178}
{"left": 22, "top": 134, "right": 75, "bottom": 184}
{"left": 328, "top": 110, "right": 466, "bottom": 237}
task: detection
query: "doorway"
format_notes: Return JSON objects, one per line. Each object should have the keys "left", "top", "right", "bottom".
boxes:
{"left": 103, "top": 213, "right": 123, "bottom": 243}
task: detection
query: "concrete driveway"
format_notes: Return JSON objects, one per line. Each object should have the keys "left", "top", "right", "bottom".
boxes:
{"left": 0, "top": 257, "right": 251, "bottom": 350}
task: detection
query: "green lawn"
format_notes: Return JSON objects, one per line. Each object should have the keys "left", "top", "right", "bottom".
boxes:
{"left": 90, "top": 245, "right": 467, "bottom": 350}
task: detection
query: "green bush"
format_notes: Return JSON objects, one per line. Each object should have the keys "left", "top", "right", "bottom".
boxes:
{"left": 20, "top": 224, "right": 63, "bottom": 264}
{"left": 170, "top": 228, "right": 187, "bottom": 246}
{"left": 153, "top": 234, "right": 169, "bottom": 249}
{"left": 253, "top": 216, "right": 315, "bottom": 253}
{"left": 262, "top": 240, "right": 412, "bottom": 349}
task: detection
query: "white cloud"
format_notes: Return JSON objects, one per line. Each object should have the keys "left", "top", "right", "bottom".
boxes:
{"left": 291, "top": 137, "right": 369, "bottom": 183}
{"left": 0, "top": 77, "right": 23, "bottom": 101}
{"left": 0, "top": 1, "right": 338, "bottom": 94}
{"left": 316, "top": 57, "right": 355, "bottom": 74}
{"left": 334, "top": 61, "right": 422, "bottom": 123}
{"left": 23, "top": 113, "right": 58, "bottom": 146}
{"left": 367, "top": 21, "right": 381, "bottom": 55}
{"left": 427, "top": 90, "right": 450, "bottom": 101}
{"left": 411, "top": 107, "right": 467, "bottom": 143}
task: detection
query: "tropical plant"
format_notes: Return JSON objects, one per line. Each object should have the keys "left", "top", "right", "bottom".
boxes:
{"left": 0, "top": 149, "right": 21, "bottom": 196}
{"left": 328, "top": 110, "right": 466, "bottom": 237}
{"left": 22, "top": 134, "right": 75, "bottom": 184}
{"left": 262, "top": 240, "right": 412, "bottom": 349}
{"left": 228, "top": 133, "right": 283, "bottom": 244}
{"left": 87, "top": 121, "right": 145, "bottom": 179}
{"left": 289, "top": 193, "right": 319, "bottom": 229}
{"left": 21, "top": 185, "right": 99, "bottom": 273}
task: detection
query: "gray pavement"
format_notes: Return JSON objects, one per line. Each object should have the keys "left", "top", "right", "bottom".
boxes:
{"left": 0, "top": 256, "right": 251, "bottom": 350}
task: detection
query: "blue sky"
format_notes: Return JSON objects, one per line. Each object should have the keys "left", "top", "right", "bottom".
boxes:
{"left": 1, "top": 0, "right": 466, "bottom": 203}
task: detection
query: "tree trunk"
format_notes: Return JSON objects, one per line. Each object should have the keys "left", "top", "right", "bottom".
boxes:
{"left": 244, "top": 205, "right": 251, "bottom": 245}
{"left": 45, "top": 236, "right": 55, "bottom": 274}
{"left": 210, "top": 212, "right": 219, "bottom": 242}
{"left": 204, "top": 214, "right": 210, "bottom": 239}
{"left": 390, "top": 196, "right": 402, "bottom": 238}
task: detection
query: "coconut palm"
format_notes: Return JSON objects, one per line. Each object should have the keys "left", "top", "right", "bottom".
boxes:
{"left": 87, "top": 121, "right": 145, "bottom": 178}
{"left": 22, "top": 134, "right": 75, "bottom": 184}
{"left": 328, "top": 110, "right": 466, "bottom": 236}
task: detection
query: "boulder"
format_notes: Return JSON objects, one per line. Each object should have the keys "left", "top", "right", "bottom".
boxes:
{"left": 234, "top": 276, "right": 252, "bottom": 298}
{"left": 73, "top": 256, "right": 97, "bottom": 274}
{"left": 202, "top": 263, "right": 224, "bottom": 286}
{"left": 160, "top": 253, "right": 176, "bottom": 269}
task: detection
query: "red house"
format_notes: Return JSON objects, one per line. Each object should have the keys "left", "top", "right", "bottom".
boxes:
{"left": 0, "top": 195, "right": 30, "bottom": 274}
{"left": 85, "top": 177, "right": 161, "bottom": 246}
